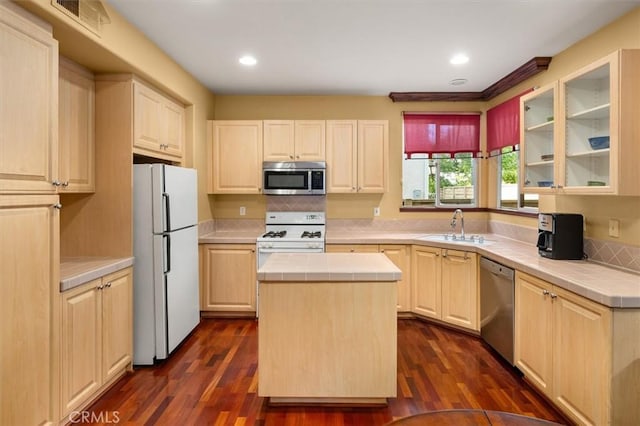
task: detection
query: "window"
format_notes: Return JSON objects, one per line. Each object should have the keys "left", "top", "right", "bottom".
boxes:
{"left": 497, "top": 147, "right": 538, "bottom": 209}
{"left": 402, "top": 113, "right": 480, "bottom": 207}
{"left": 487, "top": 90, "right": 537, "bottom": 211}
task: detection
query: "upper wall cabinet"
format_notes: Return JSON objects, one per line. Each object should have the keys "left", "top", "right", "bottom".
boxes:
{"left": 326, "top": 120, "right": 389, "bottom": 193}
{"left": 208, "top": 120, "right": 263, "bottom": 194}
{"left": 133, "top": 79, "right": 185, "bottom": 162}
{"left": 521, "top": 50, "right": 640, "bottom": 196}
{"left": 558, "top": 49, "right": 639, "bottom": 195}
{"left": 520, "top": 82, "right": 558, "bottom": 193}
{"left": 58, "top": 57, "right": 95, "bottom": 193}
{"left": 0, "top": 2, "right": 58, "bottom": 194}
{"left": 263, "top": 120, "right": 325, "bottom": 161}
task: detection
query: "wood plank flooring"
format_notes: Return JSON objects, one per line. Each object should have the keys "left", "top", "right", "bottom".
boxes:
{"left": 85, "top": 319, "right": 567, "bottom": 425}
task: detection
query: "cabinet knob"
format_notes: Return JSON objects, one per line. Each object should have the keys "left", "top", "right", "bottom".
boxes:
{"left": 350, "top": 249, "right": 355, "bottom": 253}
{"left": 289, "top": 155, "right": 294, "bottom": 159}
{"left": 52, "top": 203, "right": 62, "bottom": 210}
{"left": 105, "top": 282, "right": 112, "bottom": 288}
{"left": 61, "top": 181, "right": 69, "bottom": 187}
{"left": 550, "top": 293, "right": 557, "bottom": 299}
{"left": 542, "top": 289, "right": 550, "bottom": 296}
{"left": 97, "top": 284, "right": 104, "bottom": 290}
{"left": 380, "top": 249, "right": 385, "bottom": 253}
{"left": 52, "top": 180, "right": 62, "bottom": 187}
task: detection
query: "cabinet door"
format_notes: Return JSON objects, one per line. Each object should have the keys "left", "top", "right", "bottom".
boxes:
{"left": 208, "top": 121, "right": 263, "bottom": 194}
{"left": 60, "top": 280, "right": 101, "bottom": 416}
{"left": 0, "top": 194, "right": 59, "bottom": 425}
{"left": 162, "top": 97, "right": 185, "bottom": 160}
{"left": 101, "top": 268, "right": 133, "bottom": 384}
{"left": 201, "top": 244, "right": 256, "bottom": 312}
{"left": 552, "top": 287, "right": 611, "bottom": 426}
{"left": 441, "top": 250, "right": 478, "bottom": 330}
{"left": 514, "top": 272, "right": 553, "bottom": 397}
{"left": 557, "top": 50, "right": 640, "bottom": 195}
{"left": 411, "top": 246, "right": 440, "bottom": 319}
{"left": 59, "top": 57, "right": 95, "bottom": 193}
{"left": 357, "top": 120, "right": 388, "bottom": 193}
{"left": 380, "top": 245, "right": 411, "bottom": 312}
{"left": 133, "top": 82, "right": 163, "bottom": 154}
{"left": 520, "top": 82, "right": 558, "bottom": 193}
{"left": 294, "top": 120, "right": 325, "bottom": 161}
{"left": 263, "top": 120, "right": 295, "bottom": 161}
{"left": 326, "top": 120, "right": 357, "bottom": 193}
{"left": 0, "top": 3, "right": 58, "bottom": 193}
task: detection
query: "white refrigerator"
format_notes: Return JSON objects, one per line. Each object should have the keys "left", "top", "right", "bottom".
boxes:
{"left": 133, "top": 164, "right": 200, "bottom": 365}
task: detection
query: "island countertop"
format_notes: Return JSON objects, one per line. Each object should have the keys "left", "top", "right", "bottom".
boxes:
{"left": 257, "top": 252, "right": 402, "bottom": 282}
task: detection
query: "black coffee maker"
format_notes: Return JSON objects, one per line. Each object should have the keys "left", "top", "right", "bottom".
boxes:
{"left": 537, "top": 213, "right": 584, "bottom": 260}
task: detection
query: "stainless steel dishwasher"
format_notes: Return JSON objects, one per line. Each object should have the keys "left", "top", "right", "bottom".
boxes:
{"left": 480, "top": 257, "right": 515, "bottom": 365}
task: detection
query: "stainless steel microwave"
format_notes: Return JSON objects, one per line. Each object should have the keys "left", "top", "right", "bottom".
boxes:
{"left": 263, "top": 161, "right": 326, "bottom": 195}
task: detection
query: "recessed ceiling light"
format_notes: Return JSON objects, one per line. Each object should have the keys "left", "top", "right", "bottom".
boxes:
{"left": 239, "top": 55, "right": 257, "bottom": 66}
{"left": 450, "top": 54, "right": 469, "bottom": 65}
{"left": 449, "top": 78, "right": 468, "bottom": 86}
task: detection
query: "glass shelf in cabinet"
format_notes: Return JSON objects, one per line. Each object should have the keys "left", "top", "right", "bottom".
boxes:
{"left": 567, "top": 103, "right": 610, "bottom": 120}
{"left": 565, "top": 148, "right": 610, "bottom": 158}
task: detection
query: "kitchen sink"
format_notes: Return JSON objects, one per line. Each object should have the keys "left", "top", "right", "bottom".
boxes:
{"left": 417, "top": 234, "right": 494, "bottom": 245}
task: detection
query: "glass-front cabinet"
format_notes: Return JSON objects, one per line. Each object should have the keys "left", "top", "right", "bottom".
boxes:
{"left": 559, "top": 53, "right": 614, "bottom": 192}
{"left": 520, "top": 82, "right": 558, "bottom": 193}
{"left": 520, "top": 49, "right": 640, "bottom": 196}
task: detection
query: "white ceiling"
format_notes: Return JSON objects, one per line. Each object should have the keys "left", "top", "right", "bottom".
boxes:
{"left": 107, "top": 0, "right": 640, "bottom": 96}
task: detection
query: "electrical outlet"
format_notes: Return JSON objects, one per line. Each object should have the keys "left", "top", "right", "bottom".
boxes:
{"left": 373, "top": 207, "right": 380, "bottom": 216}
{"left": 608, "top": 219, "right": 619, "bottom": 237}
{"left": 240, "top": 206, "right": 246, "bottom": 216}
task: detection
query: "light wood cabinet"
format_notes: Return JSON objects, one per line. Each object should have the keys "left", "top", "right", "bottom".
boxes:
{"left": 521, "top": 50, "right": 640, "bottom": 195}
{"left": 207, "top": 121, "right": 263, "bottom": 194}
{"left": 326, "top": 244, "right": 411, "bottom": 312}
{"left": 60, "top": 268, "right": 133, "bottom": 418}
{"left": 411, "top": 245, "right": 441, "bottom": 319}
{"left": 357, "top": 120, "right": 389, "bottom": 193}
{"left": 1, "top": 194, "right": 60, "bottom": 425}
{"left": 411, "top": 246, "right": 478, "bottom": 331}
{"left": 514, "top": 271, "right": 640, "bottom": 426}
{"left": 133, "top": 80, "right": 185, "bottom": 161}
{"left": 326, "top": 120, "right": 389, "bottom": 193}
{"left": 520, "top": 82, "right": 558, "bottom": 193}
{"left": 200, "top": 244, "right": 257, "bottom": 313}
{"left": 263, "top": 120, "right": 325, "bottom": 161}
{"left": 379, "top": 245, "right": 411, "bottom": 312}
{"left": 0, "top": 2, "right": 58, "bottom": 194}
{"left": 59, "top": 57, "right": 95, "bottom": 193}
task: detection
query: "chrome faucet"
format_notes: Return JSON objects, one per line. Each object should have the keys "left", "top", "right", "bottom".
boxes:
{"left": 450, "top": 209, "right": 465, "bottom": 240}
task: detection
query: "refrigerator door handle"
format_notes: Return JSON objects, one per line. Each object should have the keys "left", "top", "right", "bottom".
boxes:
{"left": 163, "top": 234, "right": 171, "bottom": 273}
{"left": 163, "top": 192, "right": 171, "bottom": 231}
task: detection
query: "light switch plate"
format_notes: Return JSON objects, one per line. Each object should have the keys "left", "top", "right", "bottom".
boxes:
{"left": 240, "top": 206, "right": 246, "bottom": 216}
{"left": 608, "top": 219, "right": 619, "bottom": 237}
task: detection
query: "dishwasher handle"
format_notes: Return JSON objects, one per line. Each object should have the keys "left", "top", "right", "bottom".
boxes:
{"left": 480, "top": 257, "right": 514, "bottom": 280}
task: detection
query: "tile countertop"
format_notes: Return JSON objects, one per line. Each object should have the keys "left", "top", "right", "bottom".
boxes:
{"left": 60, "top": 257, "right": 134, "bottom": 292}
{"left": 201, "top": 230, "right": 640, "bottom": 308}
{"left": 257, "top": 252, "right": 402, "bottom": 282}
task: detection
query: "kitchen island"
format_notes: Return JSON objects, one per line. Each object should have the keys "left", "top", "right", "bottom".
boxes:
{"left": 257, "top": 252, "right": 401, "bottom": 405}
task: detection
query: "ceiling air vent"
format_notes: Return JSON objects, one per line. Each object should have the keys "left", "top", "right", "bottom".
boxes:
{"left": 52, "top": 0, "right": 110, "bottom": 35}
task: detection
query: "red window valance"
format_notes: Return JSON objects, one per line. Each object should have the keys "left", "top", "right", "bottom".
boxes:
{"left": 486, "top": 89, "right": 532, "bottom": 156}
{"left": 403, "top": 113, "right": 480, "bottom": 159}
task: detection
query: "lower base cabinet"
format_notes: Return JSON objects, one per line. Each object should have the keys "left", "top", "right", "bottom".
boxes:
{"left": 60, "top": 267, "right": 133, "bottom": 420}
{"left": 515, "top": 271, "right": 640, "bottom": 426}
{"left": 200, "top": 244, "right": 256, "bottom": 314}
{"left": 411, "top": 246, "right": 478, "bottom": 331}
{"left": 325, "top": 244, "right": 411, "bottom": 312}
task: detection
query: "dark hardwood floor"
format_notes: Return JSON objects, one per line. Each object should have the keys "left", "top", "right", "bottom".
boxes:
{"left": 85, "top": 319, "right": 567, "bottom": 425}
